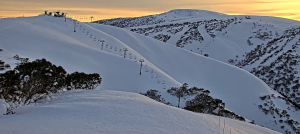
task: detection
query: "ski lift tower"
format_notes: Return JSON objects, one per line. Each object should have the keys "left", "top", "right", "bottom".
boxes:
{"left": 73, "top": 18, "right": 76, "bottom": 32}
{"left": 139, "top": 59, "right": 145, "bottom": 75}
{"left": 99, "top": 40, "right": 105, "bottom": 50}
{"left": 90, "top": 16, "right": 94, "bottom": 22}
{"left": 123, "top": 48, "right": 128, "bottom": 58}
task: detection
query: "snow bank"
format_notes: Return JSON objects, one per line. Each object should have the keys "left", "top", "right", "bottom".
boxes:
{"left": 0, "top": 99, "right": 7, "bottom": 116}
{"left": 0, "top": 90, "right": 280, "bottom": 134}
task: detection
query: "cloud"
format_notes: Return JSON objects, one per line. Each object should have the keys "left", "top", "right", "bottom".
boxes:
{"left": 253, "top": 0, "right": 294, "bottom": 4}
{"left": 252, "top": 9, "right": 280, "bottom": 13}
{"left": 293, "top": 16, "right": 300, "bottom": 20}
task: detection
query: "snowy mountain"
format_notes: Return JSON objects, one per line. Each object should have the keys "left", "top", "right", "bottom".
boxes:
{"left": 125, "top": 15, "right": 300, "bottom": 115}
{"left": 0, "top": 13, "right": 299, "bottom": 133}
{"left": 94, "top": 9, "right": 300, "bottom": 133}
{"left": 0, "top": 89, "right": 280, "bottom": 134}
{"left": 94, "top": 9, "right": 227, "bottom": 28}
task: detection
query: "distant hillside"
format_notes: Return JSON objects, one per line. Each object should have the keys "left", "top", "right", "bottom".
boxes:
{"left": 93, "top": 9, "right": 227, "bottom": 28}
{"left": 93, "top": 9, "right": 300, "bottom": 133}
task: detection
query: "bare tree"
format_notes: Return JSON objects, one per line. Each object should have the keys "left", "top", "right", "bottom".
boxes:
{"left": 167, "top": 83, "right": 188, "bottom": 107}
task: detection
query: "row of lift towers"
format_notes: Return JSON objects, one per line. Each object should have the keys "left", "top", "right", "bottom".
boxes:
{"left": 68, "top": 15, "right": 145, "bottom": 76}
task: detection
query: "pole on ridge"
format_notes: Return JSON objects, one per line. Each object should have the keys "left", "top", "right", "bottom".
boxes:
{"left": 74, "top": 19, "right": 76, "bottom": 32}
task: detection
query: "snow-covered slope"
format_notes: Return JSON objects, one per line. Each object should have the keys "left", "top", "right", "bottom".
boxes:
{"left": 0, "top": 89, "right": 281, "bottom": 134}
{"left": 94, "top": 9, "right": 228, "bottom": 28}
{"left": 127, "top": 14, "right": 300, "bottom": 64}
{"left": 0, "top": 15, "right": 299, "bottom": 133}
{"left": 95, "top": 9, "right": 300, "bottom": 66}
{"left": 96, "top": 9, "right": 300, "bottom": 133}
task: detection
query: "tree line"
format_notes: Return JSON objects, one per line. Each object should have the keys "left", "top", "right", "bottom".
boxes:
{"left": 0, "top": 58, "right": 102, "bottom": 105}
{"left": 44, "top": 11, "right": 66, "bottom": 17}
{"left": 141, "top": 83, "right": 245, "bottom": 122}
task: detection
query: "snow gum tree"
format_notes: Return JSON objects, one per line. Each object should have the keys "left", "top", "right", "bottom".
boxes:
{"left": 167, "top": 83, "right": 188, "bottom": 107}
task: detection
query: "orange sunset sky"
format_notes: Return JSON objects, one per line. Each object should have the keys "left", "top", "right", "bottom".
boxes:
{"left": 0, "top": 0, "right": 299, "bottom": 22}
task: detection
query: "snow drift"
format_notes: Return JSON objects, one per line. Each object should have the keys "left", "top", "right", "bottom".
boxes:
{"left": 0, "top": 89, "right": 280, "bottom": 134}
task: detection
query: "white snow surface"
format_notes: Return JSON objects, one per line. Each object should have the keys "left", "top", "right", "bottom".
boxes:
{"left": 0, "top": 15, "right": 298, "bottom": 133}
{"left": 0, "top": 89, "right": 281, "bottom": 134}
{"left": 0, "top": 99, "right": 6, "bottom": 116}
{"left": 130, "top": 15, "right": 300, "bottom": 65}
